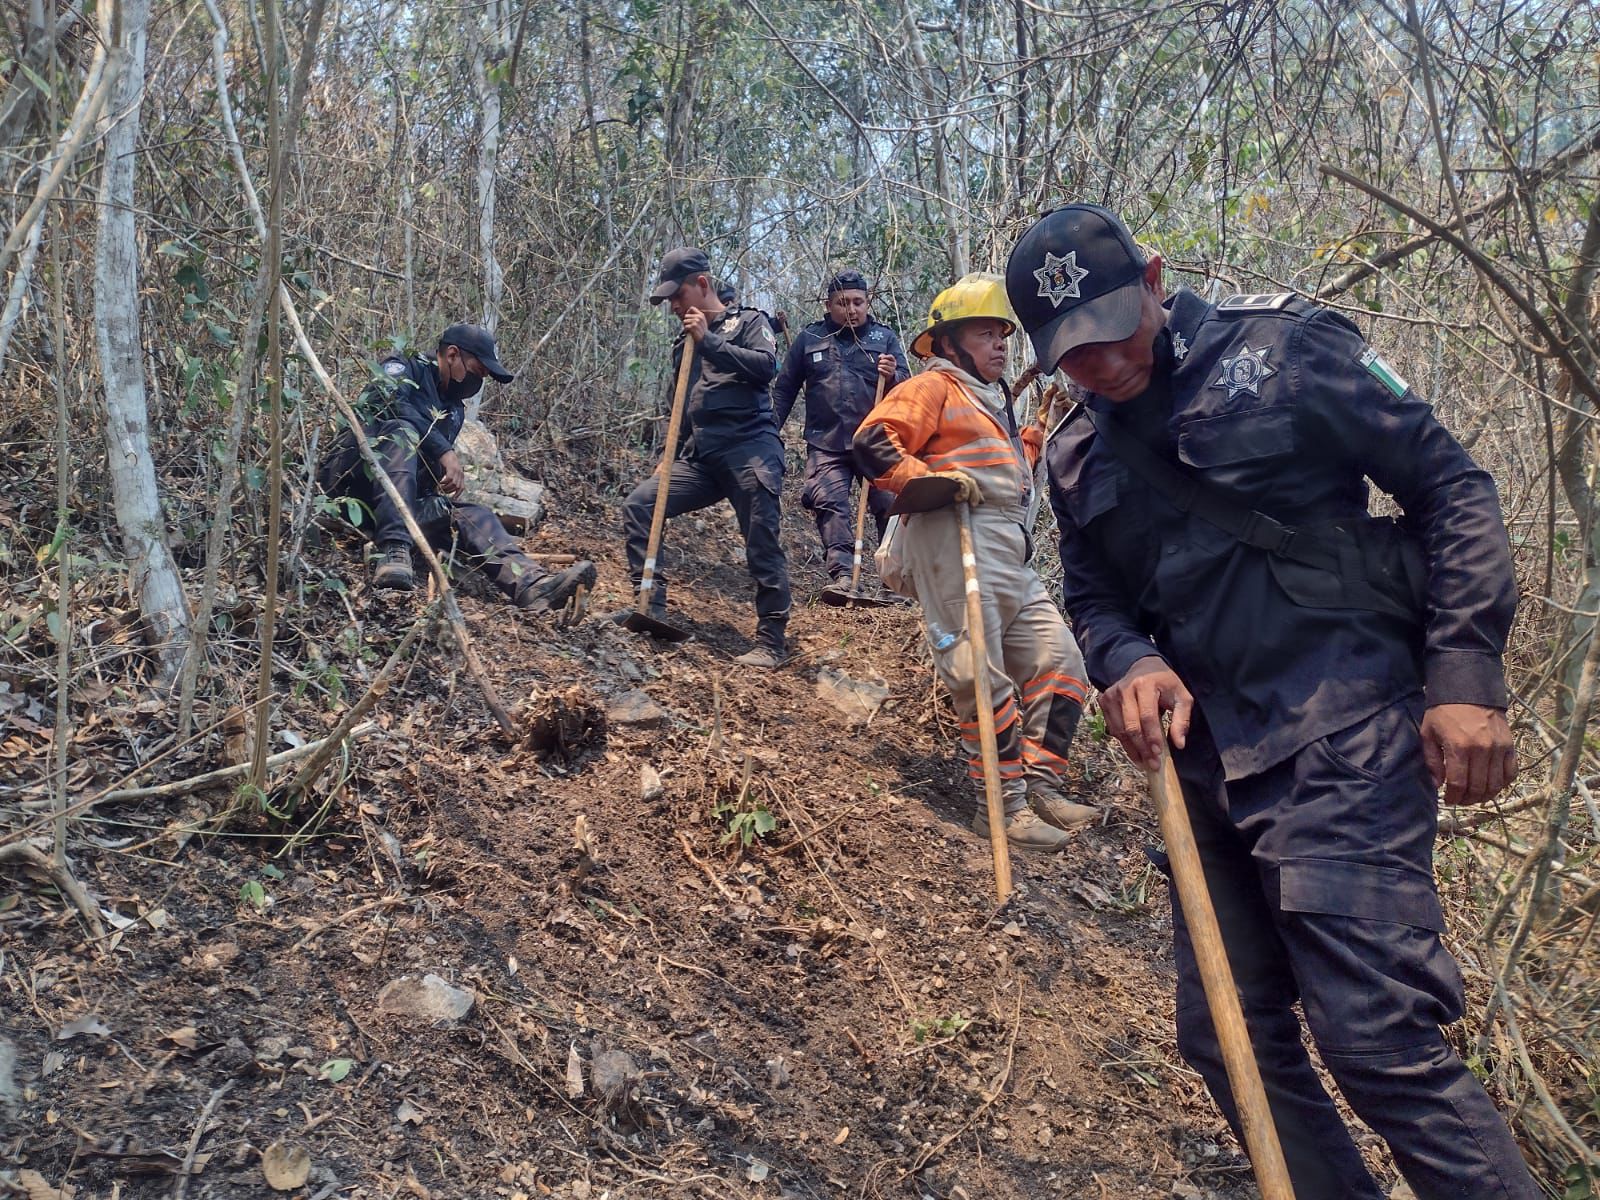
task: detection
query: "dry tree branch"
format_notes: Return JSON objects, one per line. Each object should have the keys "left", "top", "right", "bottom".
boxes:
{"left": 248, "top": 0, "right": 288, "bottom": 799}
{"left": 0, "top": 0, "right": 118, "bottom": 364}
{"left": 1320, "top": 164, "right": 1600, "bottom": 403}
{"left": 278, "top": 600, "right": 433, "bottom": 805}
{"left": 1315, "top": 123, "right": 1600, "bottom": 301}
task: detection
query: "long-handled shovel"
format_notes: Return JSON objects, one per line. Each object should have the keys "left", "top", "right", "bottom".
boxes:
{"left": 820, "top": 375, "right": 899, "bottom": 610}
{"left": 1148, "top": 746, "right": 1295, "bottom": 1200}
{"left": 892, "top": 473, "right": 1012, "bottom": 901}
{"left": 619, "top": 344, "right": 695, "bottom": 641}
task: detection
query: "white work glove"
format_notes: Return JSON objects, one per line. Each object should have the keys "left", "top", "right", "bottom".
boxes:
{"left": 934, "top": 469, "right": 983, "bottom": 506}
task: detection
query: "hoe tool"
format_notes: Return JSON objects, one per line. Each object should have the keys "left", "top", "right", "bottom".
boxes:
{"left": 1148, "top": 745, "right": 1295, "bottom": 1200}
{"left": 618, "top": 344, "right": 694, "bottom": 641}
{"left": 820, "top": 374, "right": 898, "bottom": 609}
{"left": 892, "top": 473, "right": 1012, "bottom": 901}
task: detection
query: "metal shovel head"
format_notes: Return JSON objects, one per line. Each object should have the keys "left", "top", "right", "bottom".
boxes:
{"left": 620, "top": 607, "right": 691, "bottom": 641}
{"left": 890, "top": 474, "right": 962, "bottom": 515}
{"left": 818, "top": 586, "right": 900, "bottom": 609}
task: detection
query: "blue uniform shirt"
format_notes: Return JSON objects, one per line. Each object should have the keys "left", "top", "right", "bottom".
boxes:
{"left": 1047, "top": 288, "right": 1516, "bottom": 780}
{"left": 361, "top": 353, "right": 463, "bottom": 468}
{"left": 771, "top": 317, "right": 910, "bottom": 452}
{"left": 672, "top": 306, "right": 780, "bottom": 461}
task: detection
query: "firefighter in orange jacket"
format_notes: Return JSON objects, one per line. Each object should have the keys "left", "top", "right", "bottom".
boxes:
{"left": 853, "top": 275, "right": 1098, "bottom": 850}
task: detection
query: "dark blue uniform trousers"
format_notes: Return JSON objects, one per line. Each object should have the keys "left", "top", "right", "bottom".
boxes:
{"left": 800, "top": 447, "right": 894, "bottom": 580}
{"left": 318, "top": 418, "right": 548, "bottom": 602}
{"left": 621, "top": 447, "right": 791, "bottom": 638}
{"left": 1166, "top": 699, "right": 1538, "bottom": 1200}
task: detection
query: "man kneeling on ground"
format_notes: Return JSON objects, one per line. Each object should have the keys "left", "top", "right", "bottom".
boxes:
{"left": 317, "top": 323, "right": 596, "bottom": 611}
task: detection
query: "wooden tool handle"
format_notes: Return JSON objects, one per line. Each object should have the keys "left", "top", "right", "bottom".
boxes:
{"left": 957, "top": 503, "right": 1012, "bottom": 901}
{"left": 848, "top": 374, "right": 888, "bottom": 595}
{"left": 1147, "top": 750, "right": 1295, "bottom": 1200}
{"left": 638, "top": 345, "right": 696, "bottom": 603}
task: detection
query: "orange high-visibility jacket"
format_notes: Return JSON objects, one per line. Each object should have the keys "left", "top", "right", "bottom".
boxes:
{"left": 851, "top": 369, "right": 1042, "bottom": 509}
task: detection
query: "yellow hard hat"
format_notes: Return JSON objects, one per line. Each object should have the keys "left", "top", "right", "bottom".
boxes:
{"left": 911, "top": 272, "right": 1017, "bottom": 359}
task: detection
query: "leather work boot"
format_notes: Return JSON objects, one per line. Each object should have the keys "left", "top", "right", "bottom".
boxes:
{"left": 733, "top": 639, "right": 788, "bottom": 669}
{"left": 1027, "top": 782, "right": 1100, "bottom": 832}
{"left": 372, "top": 542, "right": 416, "bottom": 591}
{"left": 972, "top": 804, "right": 1072, "bottom": 851}
{"left": 516, "top": 561, "right": 597, "bottom": 613}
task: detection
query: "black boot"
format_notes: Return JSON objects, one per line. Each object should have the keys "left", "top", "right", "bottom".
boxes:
{"left": 515, "top": 561, "right": 597, "bottom": 612}
{"left": 373, "top": 541, "right": 416, "bottom": 591}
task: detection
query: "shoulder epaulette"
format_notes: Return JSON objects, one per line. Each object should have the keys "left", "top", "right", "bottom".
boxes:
{"left": 1216, "top": 291, "right": 1297, "bottom": 314}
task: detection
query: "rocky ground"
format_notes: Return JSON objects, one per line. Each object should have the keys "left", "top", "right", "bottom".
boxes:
{"left": 0, "top": 458, "right": 1434, "bottom": 1199}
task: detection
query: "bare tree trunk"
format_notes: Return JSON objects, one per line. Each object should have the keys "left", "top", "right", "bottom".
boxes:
{"left": 469, "top": 0, "right": 506, "bottom": 422}
{"left": 94, "top": 0, "right": 189, "bottom": 685}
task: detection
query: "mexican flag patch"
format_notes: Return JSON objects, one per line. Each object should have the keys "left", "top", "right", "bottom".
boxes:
{"left": 1358, "top": 347, "right": 1408, "bottom": 398}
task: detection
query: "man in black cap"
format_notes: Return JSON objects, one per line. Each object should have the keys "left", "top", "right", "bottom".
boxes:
{"left": 618, "top": 248, "right": 791, "bottom": 666}
{"left": 770, "top": 270, "right": 909, "bottom": 596}
{"left": 1004, "top": 205, "right": 1536, "bottom": 1198}
{"left": 318, "top": 323, "right": 596, "bottom": 611}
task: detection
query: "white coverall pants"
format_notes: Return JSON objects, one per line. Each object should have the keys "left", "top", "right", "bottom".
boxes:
{"left": 900, "top": 502, "right": 1088, "bottom": 805}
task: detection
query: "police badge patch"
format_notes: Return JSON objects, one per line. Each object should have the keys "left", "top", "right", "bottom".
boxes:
{"left": 1034, "top": 251, "right": 1089, "bottom": 307}
{"left": 1211, "top": 345, "right": 1277, "bottom": 399}
{"left": 384, "top": 361, "right": 407, "bottom": 376}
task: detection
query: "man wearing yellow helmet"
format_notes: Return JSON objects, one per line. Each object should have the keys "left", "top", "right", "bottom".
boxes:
{"left": 852, "top": 274, "right": 1099, "bottom": 851}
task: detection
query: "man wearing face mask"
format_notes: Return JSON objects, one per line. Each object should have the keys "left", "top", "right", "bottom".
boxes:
{"left": 770, "top": 270, "right": 909, "bottom": 597}
{"left": 317, "top": 322, "right": 596, "bottom": 610}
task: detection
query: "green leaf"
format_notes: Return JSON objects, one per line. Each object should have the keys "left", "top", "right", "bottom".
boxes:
{"left": 207, "top": 320, "right": 235, "bottom": 347}
{"left": 18, "top": 60, "right": 51, "bottom": 95}
{"left": 175, "top": 263, "right": 209, "bottom": 302}
{"left": 239, "top": 880, "right": 267, "bottom": 910}
{"left": 752, "top": 809, "right": 776, "bottom": 836}
{"left": 319, "top": 1057, "right": 355, "bottom": 1082}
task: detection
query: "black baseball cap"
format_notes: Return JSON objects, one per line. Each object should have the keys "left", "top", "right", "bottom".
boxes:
{"left": 650, "top": 247, "right": 711, "bottom": 303}
{"left": 439, "top": 323, "right": 513, "bottom": 382}
{"left": 827, "top": 269, "right": 869, "bottom": 296}
{"left": 1005, "top": 204, "right": 1148, "bottom": 371}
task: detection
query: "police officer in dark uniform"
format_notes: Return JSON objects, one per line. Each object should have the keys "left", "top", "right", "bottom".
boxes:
{"left": 770, "top": 270, "right": 909, "bottom": 595}
{"left": 1005, "top": 205, "right": 1537, "bottom": 1199}
{"left": 619, "top": 248, "right": 792, "bottom": 667}
{"left": 318, "top": 323, "right": 596, "bottom": 611}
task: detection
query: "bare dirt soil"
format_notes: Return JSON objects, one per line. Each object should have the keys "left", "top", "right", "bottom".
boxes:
{"left": 1, "top": 457, "right": 1418, "bottom": 1199}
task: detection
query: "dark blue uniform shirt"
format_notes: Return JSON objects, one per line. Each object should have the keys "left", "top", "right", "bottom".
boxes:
{"left": 1047, "top": 289, "right": 1516, "bottom": 780}
{"left": 771, "top": 317, "right": 910, "bottom": 452}
{"left": 363, "top": 353, "right": 463, "bottom": 466}
{"left": 673, "top": 306, "right": 780, "bottom": 460}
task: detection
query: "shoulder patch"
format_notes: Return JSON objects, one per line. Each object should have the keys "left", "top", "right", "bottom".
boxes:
{"left": 1358, "top": 347, "right": 1409, "bottom": 398}
{"left": 1217, "top": 292, "right": 1296, "bottom": 314}
{"left": 384, "top": 360, "right": 408, "bottom": 377}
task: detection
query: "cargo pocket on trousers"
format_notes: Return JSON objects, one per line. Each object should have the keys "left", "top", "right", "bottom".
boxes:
{"left": 1279, "top": 857, "right": 1444, "bottom": 931}
{"left": 752, "top": 457, "right": 784, "bottom": 497}
{"left": 1278, "top": 856, "right": 1464, "bottom": 1046}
